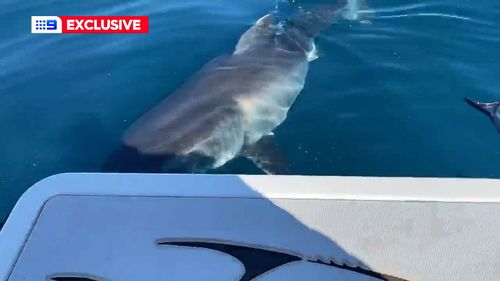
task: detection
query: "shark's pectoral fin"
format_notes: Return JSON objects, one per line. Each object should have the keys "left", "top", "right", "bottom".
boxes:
{"left": 242, "top": 135, "right": 291, "bottom": 175}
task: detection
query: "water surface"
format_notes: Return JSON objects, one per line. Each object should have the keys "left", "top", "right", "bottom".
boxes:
{"left": 1, "top": 0, "right": 500, "bottom": 222}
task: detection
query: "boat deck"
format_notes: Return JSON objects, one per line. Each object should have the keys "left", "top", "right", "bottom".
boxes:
{"left": 1, "top": 173, "right": 500, "bottom": 280}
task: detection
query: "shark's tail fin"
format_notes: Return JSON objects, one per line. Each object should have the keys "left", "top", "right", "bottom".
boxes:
{"left": 465, "top": 98, "right": 499, "bottom": 117}
{"left": 465, "top": 98, "right": 500, "bottom": 133}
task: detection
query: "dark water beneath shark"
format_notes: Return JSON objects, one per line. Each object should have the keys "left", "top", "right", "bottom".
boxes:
{"left": 1, "top": 0, "right": 500, "bottom": 222}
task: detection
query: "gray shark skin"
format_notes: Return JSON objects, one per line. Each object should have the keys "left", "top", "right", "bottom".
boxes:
{"left": 109, "top": 1, "right": 366, "bottom": 174}
{"left": 465, "top": 98, "right": 500, "bottom": 133}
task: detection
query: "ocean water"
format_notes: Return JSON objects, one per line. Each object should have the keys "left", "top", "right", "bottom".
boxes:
{"left": 1, "top": 0, "right": 500, "bottom": 222}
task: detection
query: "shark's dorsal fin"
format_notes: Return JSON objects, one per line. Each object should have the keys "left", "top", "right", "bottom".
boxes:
{"left": 242, "top": 134, "right": 291, "bottom": 175}
{"left": 234, "top": 14, "right": 273, "bottom": 55}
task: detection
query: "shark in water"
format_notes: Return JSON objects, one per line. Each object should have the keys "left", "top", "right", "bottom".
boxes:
{"left": 104, "top": 0, "right": 369, "bottom": 174}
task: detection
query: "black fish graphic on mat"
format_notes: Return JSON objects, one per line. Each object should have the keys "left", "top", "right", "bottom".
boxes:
{"left": 157, "top": 238, "right": 407, "bottom": 281}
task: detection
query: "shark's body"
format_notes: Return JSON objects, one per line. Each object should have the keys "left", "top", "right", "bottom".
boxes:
{"left": 106, "top": 1, "right": 366, "bottom": 174}
{"left": 122, "top": 15, "right": 313, "bottom": 173}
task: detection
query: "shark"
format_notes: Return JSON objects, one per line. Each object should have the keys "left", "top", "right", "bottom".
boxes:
{"left": 104, "top": 0, "right": 369, "bottom": 174}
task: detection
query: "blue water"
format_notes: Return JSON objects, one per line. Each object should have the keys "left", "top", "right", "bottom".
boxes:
{"left": 1, "top": 0, "right": 500, "bottom": 222}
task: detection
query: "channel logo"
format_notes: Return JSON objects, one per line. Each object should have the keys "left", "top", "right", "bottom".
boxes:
{"left": 32, "top": 16, "right": 62, "bottom": 33}
{"left": 31, "top": 16, "right": 149, "bottom": 34}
